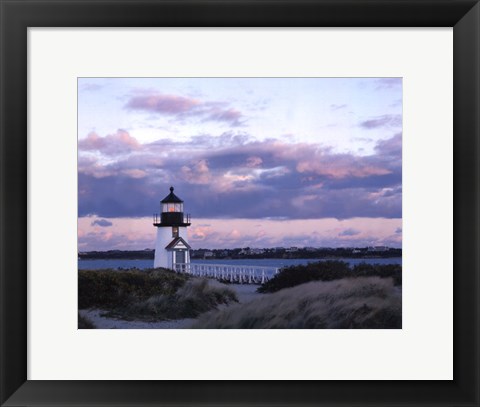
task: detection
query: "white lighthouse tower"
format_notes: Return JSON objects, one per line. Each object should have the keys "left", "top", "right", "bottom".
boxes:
{"left": 153, "top": 186, "right": 191, "bottom": 271}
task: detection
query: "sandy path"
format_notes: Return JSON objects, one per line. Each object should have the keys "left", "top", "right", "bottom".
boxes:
{"left": 80, "top": 280, "right": 262, "bottom": 329}
{"left": 227, "top": 282, "right": 262, "bottom": 303}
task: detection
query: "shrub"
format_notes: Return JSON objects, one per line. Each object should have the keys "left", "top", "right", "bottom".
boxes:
{"left": 78, "top": 268, "right": 189, "bottom": 309}
{"left": 352, "top": 263, "right": 402, "bottom": 286}
{"left": 193, "top": 277, "right": 401, "bottom": 329}
{"left": 258, "top": 261, "right": 401, "bottom": 293}
{"left": 258, "top": 261, "right": 350, "bottom": 293}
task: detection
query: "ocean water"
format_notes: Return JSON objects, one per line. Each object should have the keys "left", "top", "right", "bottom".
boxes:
{"left": 78, "top": 257, "right": 401, "bottom": 271}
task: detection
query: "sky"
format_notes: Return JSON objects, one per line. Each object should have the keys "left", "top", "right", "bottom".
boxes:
{"left": 78, "top": 77, "right": 402, "bottom": 251}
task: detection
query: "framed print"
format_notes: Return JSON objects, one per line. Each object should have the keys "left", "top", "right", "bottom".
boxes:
{"left": 76, "top": 76, "right": 404, "bottom": 331}
{"left": 1, "top": 0, "right": 479, "bottom": 406}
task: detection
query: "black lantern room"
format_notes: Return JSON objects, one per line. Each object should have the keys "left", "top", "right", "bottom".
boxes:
{"left": 153, "top": 186, "right": 191, "bottom": 227}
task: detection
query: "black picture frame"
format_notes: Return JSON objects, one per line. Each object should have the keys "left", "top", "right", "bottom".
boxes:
{"left": 1, "top": 0, "right": 479, "bottom": 406}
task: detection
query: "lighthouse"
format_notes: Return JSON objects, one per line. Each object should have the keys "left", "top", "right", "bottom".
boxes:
{"left": 153, "top": 186, "right": 191, "bottom": 271}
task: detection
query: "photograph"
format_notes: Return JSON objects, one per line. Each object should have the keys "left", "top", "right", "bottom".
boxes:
{"left": 77, "top": 77, "right": 402, "bottom": 329}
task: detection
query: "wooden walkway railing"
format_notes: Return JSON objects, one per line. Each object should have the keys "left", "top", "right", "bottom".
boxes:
{"left": 173, "top": 263, "right": 279, "bottom": 284}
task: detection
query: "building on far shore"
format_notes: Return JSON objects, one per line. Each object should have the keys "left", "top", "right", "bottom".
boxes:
{"left": 153, "top": 186, "right": 191, "bottom": 270}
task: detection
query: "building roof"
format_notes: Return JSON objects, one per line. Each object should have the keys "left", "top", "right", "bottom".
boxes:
{"left": 161, "top": 186, "right": 183, "bottom": 203}
{"left": 165, "top": 237, "right": 191, "bottom": 250}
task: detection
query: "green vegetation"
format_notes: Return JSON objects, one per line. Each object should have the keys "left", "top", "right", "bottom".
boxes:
{"left": 79, "top": 268, "right": 188, "bottom": 309}
{"left": 258, "top": 261, "right": 401, "bottom": 293}
{"left": 78, "top": 268, "right": 237, "bottom": 322}
{"left": 193, "top": 277, "right": 401, "bottom": 329}
{"left": 113, "top": 279, "right": 237, "bottom": 321}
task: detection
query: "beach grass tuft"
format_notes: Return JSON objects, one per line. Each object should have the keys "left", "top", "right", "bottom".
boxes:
{"left": 119, "top": 278, "right": 238, "bottom": 321}
{"left": 193, "top": 277, "right": 401, "bottom": 329}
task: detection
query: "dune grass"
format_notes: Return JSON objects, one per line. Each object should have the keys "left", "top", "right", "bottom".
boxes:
{"left": 111, "top": 278, "right": 238, "bottom": 321}
{"left": 193, "top": 277, "right": 401, "bottom": 329}
{"left": 79, "top": 268, "right": 237, "bottom": 322}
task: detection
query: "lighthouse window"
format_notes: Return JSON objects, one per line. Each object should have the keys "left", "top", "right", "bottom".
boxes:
{"left": 162, "top": 203, "right": 183, "bottom": 213}
{"left": 172, "top": 227, "right": 179, "bottom": 238}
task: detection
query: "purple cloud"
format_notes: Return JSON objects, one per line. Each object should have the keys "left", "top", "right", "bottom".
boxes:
{"left": 91, "top": 219, "right": 113, "bottom": 227}
{"left": 375, "top": 132, "right": 402, "bottom": 158}
{"left": 339, "top": 228, "right": 361, "bottom": 236}
{"left": 205, "top": 107, "right": 243, "bottom": 126}
{"left": 78, "top": 132, "right": 402, "bottom": 221}
{"left": 125, "top": 92, "right": 245, "bottom": 127}
{"left": 375, "top": 78, "right": 402, "bottom": 89}
{"left": 126, "top": 93, "right": 200, "bottom": 115}
{"left": 359, "top": 115, "right": 402, "bottom": 129}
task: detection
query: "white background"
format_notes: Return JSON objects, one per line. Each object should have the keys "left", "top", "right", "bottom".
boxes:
{"left": 28, "top": 28, "right": 453, "bottom": 380}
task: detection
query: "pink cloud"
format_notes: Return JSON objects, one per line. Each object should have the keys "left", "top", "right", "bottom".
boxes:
{"left": 121, "top": 169, "right": 147, "bottom": 179}
{"left": 296, "top": 159, "right": 391, "bottom": 178}
{"left": 79, "top": 130, "right": 140, "bottom": 155}
{"left": 126, "top": 94, "right": 201, "bottom": 114}
{"left": 78, "top": 216, "right": 402, "bottom": 251}
{"left": 206, "top": 107, "right": 243, "bottom": 125}
{"left": 79, "top": 133, "right": 401, "bottom": 220}
{"left": 125, "top": 92, "right": 244, "bottom": 126}
{"left": 180, "top": 159, "right": 211, "bottom": 184}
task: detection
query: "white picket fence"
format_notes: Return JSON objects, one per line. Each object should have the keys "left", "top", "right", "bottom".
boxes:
{"left": 173, "top": 263, "right": 279, "bottom": 284}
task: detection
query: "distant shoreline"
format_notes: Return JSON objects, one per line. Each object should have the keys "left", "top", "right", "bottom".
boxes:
{"left": 78, "top": 247, "right": 402, "bottom": 261}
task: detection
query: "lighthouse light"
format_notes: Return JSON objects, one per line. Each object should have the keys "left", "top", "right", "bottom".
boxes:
{"left": 162, "top": 203, "right": 183, "bottom": 213}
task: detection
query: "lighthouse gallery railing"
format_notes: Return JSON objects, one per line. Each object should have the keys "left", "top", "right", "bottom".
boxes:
{"left": 173, "top": 263, "right": 279, "bottom": 284}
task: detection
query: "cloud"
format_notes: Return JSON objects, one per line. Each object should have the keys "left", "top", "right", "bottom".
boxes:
{"left": 79, "top": 130, "right": 141, "bottom": 156}
{"left": 375, "top": 132, "right": 402, "bottom": 158}
{"left": 78, "top": 132, "right": 402, "bottom": 220}
{"left": 330, "top": 104, "right": 347, "bottom": 111}
{"left": 375, "top": 78, "right": 402, "bottom": 90}
{"left": 359, "top": 114, "right": 402, "bottom": 129}
{"left": 180, "top": 159, "right": 211, "bottom": 184}
{"left": 339, "top": 228, "right": 361, "bottom": 236}
{"left": 78, "top": 230, "right": 154, "bottom": 251}
{"left": 81, "top": 83, "right": 103, "bottom": 92}
{"left": 296, "top": 153, "right": 392, "bottom": 179}
{"left": 91, "top": 219, "right": 113, "bottom": 227}
{"left": 78, "top": 216, "right": 402, "bottom": 251}
{"left": 126, "top": 93, "right": 200, "bottom": 115}
{"left": 121, "top": 169, "right": 148, "bottom": 179}
{"left": 205, "top": 107, "right": 243, "bottom": 126}
{"left": 124, "top": 92, "right": 245, "bottom": 127}
{"left": 246, "top": 156, "right": 263, "bottom": 168}
{"left": 395, "top": 227, "right": 402, "bottom": 234}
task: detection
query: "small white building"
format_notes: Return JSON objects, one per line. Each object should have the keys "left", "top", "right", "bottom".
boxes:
{"left": 153, "top": 186, "right": 191, "bottom": 270}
